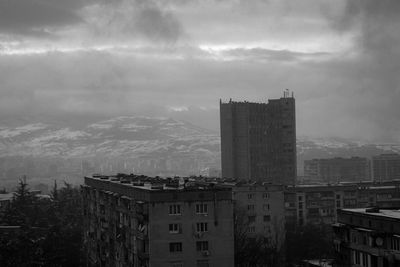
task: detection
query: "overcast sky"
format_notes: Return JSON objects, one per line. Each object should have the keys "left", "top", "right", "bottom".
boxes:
{"left": 0, "top": 0, "right": 399, "bottom": 142}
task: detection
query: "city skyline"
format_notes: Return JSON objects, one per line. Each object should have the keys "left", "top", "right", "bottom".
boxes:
{"left": 0, "top": 0, "right": 399, "bottom": 142}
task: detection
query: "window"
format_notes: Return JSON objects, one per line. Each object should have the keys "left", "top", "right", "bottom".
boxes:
{"left": 248, "top": 194, "right": 254, "bottom": 199}
{"left": 264, "top": 215, "right": 271, "bottom": 222}
{"left": 169, "top": 204, "right": 181, "bottom": 215}
{"left": 248, "top": 226, "right": 255, "bottom": 233}
{"left": 299, "top": 210, "right": 303, "bottom": 217}
{"left": 351, "top": 232, "right": 357, "bottom": 243}
{"left": 248, "top": 216, "right": 256, "bottom": 223}
{"left": 263, "top": 193, "right": 269, "bottom": 199}
{"left": 196, "top": 241, "right": 209, "bottom": 251}
{"left": 362, "top": 252, "right": 368, "bottom": 267}
{"left": 248, "top": 204, "right": 255, "bottom": 211}
{"left": 263, "top": 204, "right": 270, "bottom": 211}
{"left": 169, "top": 242, "right": 182, "bottom": 253}
{"left": 362, "top": 234, "right": 368, "bottom": 245}
{"left": 196, "top": 222, "right": 208, "bottom": 233}
{"left": 391, "top": 237, "right": 400, "bottom": 251}
{"left": 196, "top": 203, "right": 208, "bottom": 214}
{"left": 169, "top": 223, "right": 181, "bottom": 234}
{"left": 354, "top": 250, "right": 360, "bottom": 265}
{"left": 197, "top": 260, "right": 209, "bottom": 267}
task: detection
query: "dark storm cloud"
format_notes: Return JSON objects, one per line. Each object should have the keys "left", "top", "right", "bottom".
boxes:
{"left": 133, "top": 0, "right": 183, "bottom": 43}
{"left": 0, "top": 0, "right": 184, "bottom": 43}
{"left": 328, "top": 0, "right": 400, "bottom": 140}
{"left": 338, "top": 0, "right": 400, "bottom": 82}
{"left": 0, "top": 0, "right": 88, "bottom": 37}
{"left": 85, "top": 0, "right": 184, "bottom": 44}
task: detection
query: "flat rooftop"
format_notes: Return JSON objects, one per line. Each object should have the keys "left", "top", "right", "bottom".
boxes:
{"left": 86, "top": 174, "right": 232, "bottom": 191}
{"left": 289, "top": 180, "right": 400, "bottom": 191}
{"left": 341, "top": 208, "right": 400, "bottom": 220}
{"left": 84, "top": 175, "right": 233, "bottom": 203}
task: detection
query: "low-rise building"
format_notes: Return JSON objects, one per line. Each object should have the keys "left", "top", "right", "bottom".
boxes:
{"left": 372, "top": 154, "right": 400, "bottom": 182}
{"left": 333, "top": 208, "right": 400, "bottom": 267}
{"left": 304, "top": 157, "right": 371, "bottom": 183}
{"left": 82, "top": 175, "right": 234, "bottom": 267}
{"left": 285, "top": 181, "right": 400, "bottom": 226}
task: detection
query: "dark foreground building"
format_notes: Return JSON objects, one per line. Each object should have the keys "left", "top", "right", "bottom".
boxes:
{"left": 333, "top": 208, "right": 400, "bottom": 267}
{"left": 82, "top": 175, "right": 234, "bottom": 267}
{"left": 220, "top": 91, "right": 296, "bottom": 184}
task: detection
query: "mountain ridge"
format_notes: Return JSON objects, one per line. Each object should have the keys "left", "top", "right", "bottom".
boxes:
{"left": 0, "top": 116, "right": 399, "bottom": 179}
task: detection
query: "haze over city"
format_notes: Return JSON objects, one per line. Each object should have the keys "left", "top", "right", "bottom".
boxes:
{"left": 0, "top": 0, "right": 399, "bottom": 142}
{"left": 2, "top": 1, "right": 400, "bottom": 267}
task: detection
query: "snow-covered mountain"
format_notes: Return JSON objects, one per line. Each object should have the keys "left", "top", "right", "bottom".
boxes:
{"left": 0, "top": 116, "right": 220, "bottom": 158}
{"left": 0, "top": 116, "right": 399, "bottom": 179}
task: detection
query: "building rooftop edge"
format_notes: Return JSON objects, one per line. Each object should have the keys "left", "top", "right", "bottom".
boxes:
{"left": 340, "top": 208, "right": 400, "bottom": 220}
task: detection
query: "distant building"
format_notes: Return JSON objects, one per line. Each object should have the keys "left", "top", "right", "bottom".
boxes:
{"left": 333, "top": 208, "right": 400, "bottom": 267}
{"left": 284, "top": 180, "right": 400, "bottom": 226}
{"left": 232, "top": 183, "right": 286, "bottom": 250}
{"left": 304, "top": 157, "right": 371, "bottom": 183}
{"left": 0, "top": 192, "right": 14, "bottom": 210}
{"left": 82, "top": 175, "right": 234, "bottom": 267}
{"left": 372, "top": 154, "right": 400, "bottom": 182}
{"left": 220, "top": 91, "right": 296, "bottom": 185}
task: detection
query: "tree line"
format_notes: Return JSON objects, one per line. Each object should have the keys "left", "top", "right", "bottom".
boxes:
{"left": 0, "top": 180, "right": 85, "bottom": 267}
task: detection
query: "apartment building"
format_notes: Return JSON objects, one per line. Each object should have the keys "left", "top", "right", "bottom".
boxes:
{"left": 82, "top": 175, "right": 234, "bottom": 267}
{"left": 372, "top": 154, "right": 400, "bottom": 182}
{"left": 285, "top": 181, "right": 400, "bottom": 226}
{"left": 220, "top": 91, "right": 296, "bottom": 185}
{"left": 232, "top": 183, "right": 286, "bottom": 249}
{"left": 304, "top": 157, "right": 371, "bottom": 183}
{"left": 333, "top": 208, "right": 400, "bottom": 267}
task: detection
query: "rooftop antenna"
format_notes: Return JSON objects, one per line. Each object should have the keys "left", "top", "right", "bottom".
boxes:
{"left": 284, "top": 88, "right": 289, "bottom": 98}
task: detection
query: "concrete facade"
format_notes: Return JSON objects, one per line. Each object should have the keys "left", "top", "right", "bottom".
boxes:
{"left": 304, "top": 157, "right": 371, "bottom": 183}
{"left": 232, "top": 184, "right": 286, "bottom": 250}
{"left": 372, "top": 154, "right": 400, "bottom": 182}
{"left": 220, "top": 93, "right": 296, "bottom": 185}
{"left": 285, "top": 181, "right": 400, "bottom": 227}
{"left": 333, "top": 208, "right": 400, "bottom": 267}
{"left": 82, "top": 175, "right": 234, "bottom": 267}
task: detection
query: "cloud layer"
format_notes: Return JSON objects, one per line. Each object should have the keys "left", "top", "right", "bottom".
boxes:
{"left": 0, "top": 0, "right": 399, "bottom": 142}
